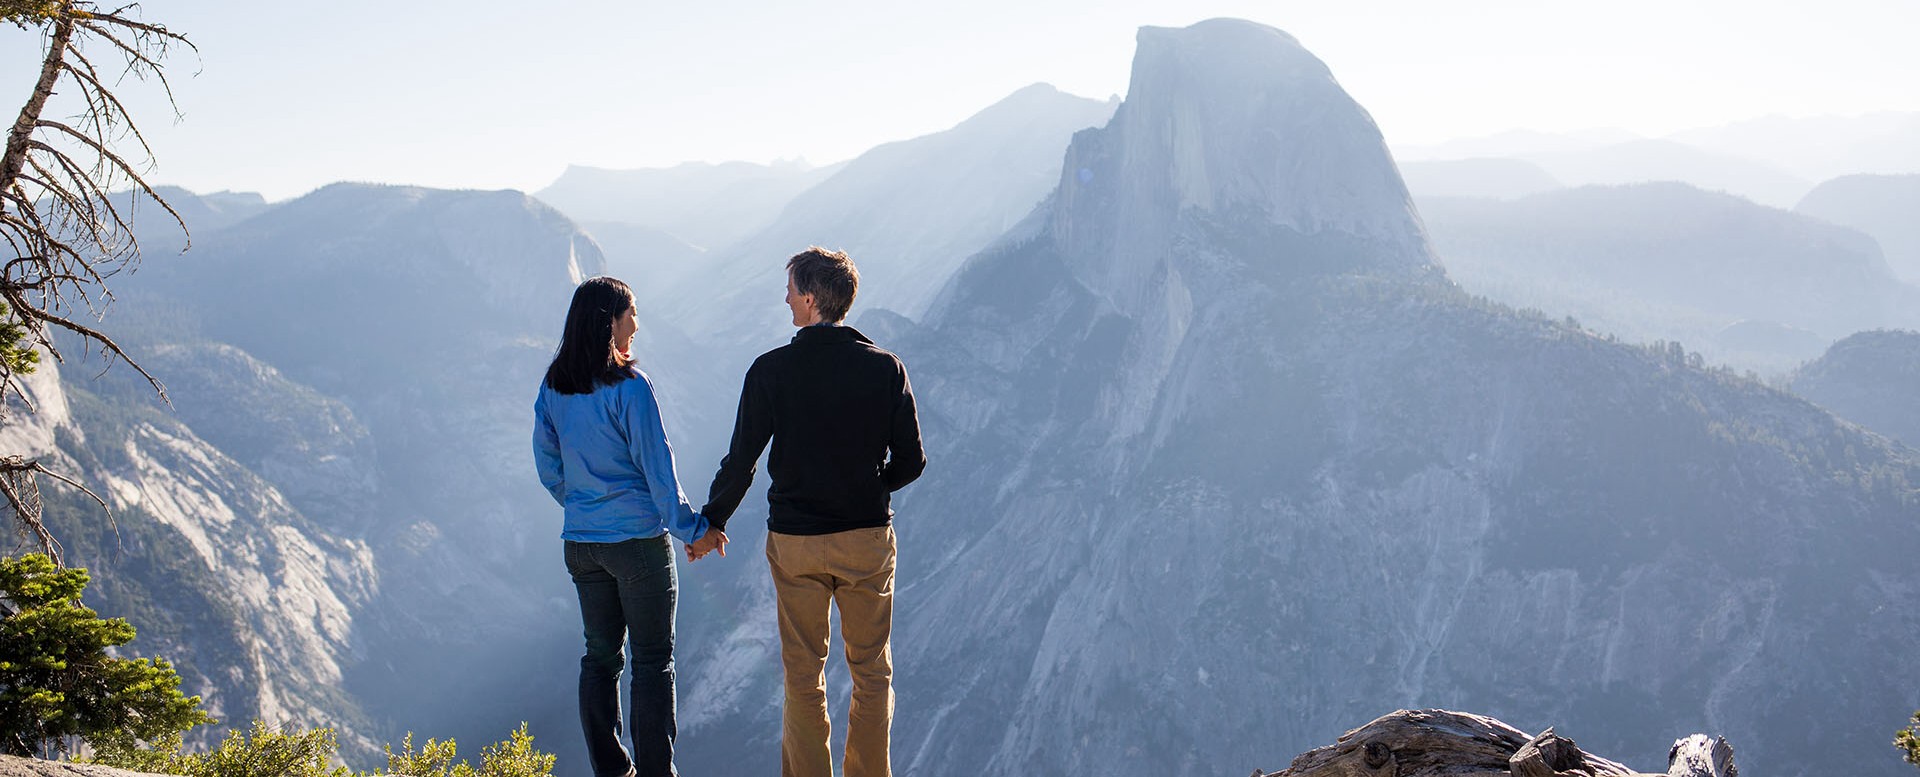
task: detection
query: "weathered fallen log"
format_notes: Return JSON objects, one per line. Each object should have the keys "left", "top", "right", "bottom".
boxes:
{"left": 1252, "top": 709, "right": 1737, "bottom": 777}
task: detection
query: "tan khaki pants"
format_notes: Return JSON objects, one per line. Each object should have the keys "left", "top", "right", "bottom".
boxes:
{"left": 766, "top": 526, "right": 896, "bottom": 777}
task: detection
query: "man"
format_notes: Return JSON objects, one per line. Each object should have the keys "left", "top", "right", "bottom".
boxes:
{"left": 699, "top": 246, "right": 926, "bottom": 777}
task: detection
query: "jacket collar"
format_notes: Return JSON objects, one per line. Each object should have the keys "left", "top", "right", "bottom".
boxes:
{"left": 791, "top": 324, "right": 872, "bottom": 346}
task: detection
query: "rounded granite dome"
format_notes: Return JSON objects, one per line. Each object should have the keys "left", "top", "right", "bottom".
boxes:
{"left": 1050, "top": 18, "right": 1436, "bottom": 309}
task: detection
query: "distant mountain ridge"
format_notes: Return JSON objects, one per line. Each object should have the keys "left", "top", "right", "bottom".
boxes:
{"left": 1394, "top": 112, "right": 1920, "bottom": 208}
{"left": 1792, "top": 329, "right": 1920, "bottom": 450}
{"left": 1398, "top": 158, "right": 1561, "bottom": 200}
{"left": 1670, "top": 112, "right": 1920, "bottom": 182}
{"left": 672, "top": 82, "right": 1118, "bottom": 349}
{"left": 576, "top": 220, "right": 706, "bottom": 309}
{"left": 1521, "top": 139, "right": 1811, "bottom": 208}
{"left": 1420, "top": 182, "right": 1920, "bottom": 373}
{"left": 1796, "top": 173, "right": 1920, "bottom": 282}
{"left": 536, "top": 159, "right": 843, "bottom": 251}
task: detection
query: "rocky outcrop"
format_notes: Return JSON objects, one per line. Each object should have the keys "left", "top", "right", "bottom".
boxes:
{"left": 0, "top": 755, "right": 167, "bottom": 777}
{"left": 1255, "top": 710, "right": 1737, "bottom": 777}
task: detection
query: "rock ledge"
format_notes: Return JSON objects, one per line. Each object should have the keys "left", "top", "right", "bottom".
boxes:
{"left": 0, "top": 755, "right": 168, "bottom": 777}
{"left": 1255, "top": 709, "right": 1737, "bottom": 777}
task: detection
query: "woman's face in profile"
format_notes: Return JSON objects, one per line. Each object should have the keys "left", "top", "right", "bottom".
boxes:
{"left": 612, "top": 303, "right": 638, "bottom": 357}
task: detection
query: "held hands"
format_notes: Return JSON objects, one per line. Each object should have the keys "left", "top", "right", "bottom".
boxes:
{"left": 687, "top": 528, "right": 729, "bottom": 562}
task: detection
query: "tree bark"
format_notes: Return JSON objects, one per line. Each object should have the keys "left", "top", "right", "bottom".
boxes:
{"left": 2, "top": 9, "right": 71, "bottom": 193}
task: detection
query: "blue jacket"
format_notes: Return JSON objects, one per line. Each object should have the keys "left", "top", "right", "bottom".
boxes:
{"left": 533, "top": 368, "right": 709, "bottom": 544}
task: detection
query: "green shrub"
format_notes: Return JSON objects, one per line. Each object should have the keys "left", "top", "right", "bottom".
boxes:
{"left": 92, "top": 722, "right": 348, "bottom": 777}
{"left": 384, "top": 724, "right": 553, "bottom": 777}
{"left": 92, "top": 721, "right": 554, "bottom": 777}
{"left": 0, "top": 301, "right": 38, "bottom": 377}
{"left": 1898, "top": 711, "right": 1920, "bottom": 770}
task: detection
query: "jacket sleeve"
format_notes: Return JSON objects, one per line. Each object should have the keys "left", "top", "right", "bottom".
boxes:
{"left": 701, "top": 361, "right": 774, "bottom": 532}
{"left": 625, "top": 374, "right": 710, "bottom": 545}
{"left": 533, "top": 389, "right": 566, "bottom": 506}
{"left": 881, "top": 361, "right": 926, "bottom": 492}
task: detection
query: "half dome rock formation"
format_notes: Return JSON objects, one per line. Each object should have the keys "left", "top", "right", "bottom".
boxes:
{"left": 1050, "top": 19, "right": 1439, "bottom": 312}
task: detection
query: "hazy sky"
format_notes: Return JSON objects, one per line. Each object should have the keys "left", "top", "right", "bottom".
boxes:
{"left": 4, "top": 0, "right": 1915, "bottom": 200}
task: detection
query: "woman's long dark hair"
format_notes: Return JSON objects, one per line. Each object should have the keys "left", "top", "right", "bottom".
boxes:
{"left": 544, "top": 276, "right": 636, "bottom": 395}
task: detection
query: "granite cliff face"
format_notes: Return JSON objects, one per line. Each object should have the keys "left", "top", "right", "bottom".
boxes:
{"left": 670, "top": 19, "right": 1920, "bottom": 777}
{"left": 2, "top": 355, "right": 378, "bottom": 746}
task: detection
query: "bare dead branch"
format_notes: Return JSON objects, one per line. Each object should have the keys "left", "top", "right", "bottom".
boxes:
{"left": 0, "top": 455, "right": 120, "bottom": 565}
{"left": 3, "top": 185, "right": 90, "bottom": 272}
{"left": 72, "top": 15, "right": 192, "bottom": 113}
{"left": 62, "top": 47, "right": 165, "bottom": 173}
{"left": 27, "top": 151, "right": 138, "bottom": 259}
{"left": 0, "top": 458, "right": 60, "bottom": 565}
{"left": 32, "top": 122, "right": 183, "bottom": 243}
{"left": 2, "top": 287, "right": 164, "bottom": 400}
{"left": 20, "top": 163, "right": 97, "bottom": 231}
{"left": 3, "top": 272, "right": 90, "bottom": 292}
{"left": 33, "top": 462, "right": 117, "bottom": 547}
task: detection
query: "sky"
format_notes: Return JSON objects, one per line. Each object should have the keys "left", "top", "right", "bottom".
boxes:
{"left": 3, "top": 0, "right": 1917, "bottom": 201}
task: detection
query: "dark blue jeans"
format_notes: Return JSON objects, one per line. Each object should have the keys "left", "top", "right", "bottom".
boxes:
{"left": 565, "top": 536, "right": 678, "bottom": 777}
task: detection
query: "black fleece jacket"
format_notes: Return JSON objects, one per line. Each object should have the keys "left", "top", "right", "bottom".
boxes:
{"left": 701, "top": 325, "right": 925, "bottom": 535}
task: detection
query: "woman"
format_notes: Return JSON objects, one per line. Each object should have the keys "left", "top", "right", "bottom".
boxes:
{"left": 533, "top": 276, "right": 725, "bottom": 777}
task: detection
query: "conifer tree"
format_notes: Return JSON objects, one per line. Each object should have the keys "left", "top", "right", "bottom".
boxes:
{"left": 0, "top": 553, "right": 211, "bottom": 757}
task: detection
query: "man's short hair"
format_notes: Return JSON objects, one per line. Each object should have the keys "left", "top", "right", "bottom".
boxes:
{"left": 787, "top": 246, "right": 859, "bottom": 323}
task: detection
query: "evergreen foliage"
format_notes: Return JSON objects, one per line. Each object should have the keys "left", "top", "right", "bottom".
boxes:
{"left": 0, "top": 303, "right": 37, "bottom": 378}
{"left": 383, "top": 724, "right": 555, "bottom": 777}
{"left": 0, "top": 553, "right": 211, "bottom": 756}
{"left": 0, "top": 1, "right": 61, "bottom": 24}
{"left": 90, "top": 721, "right": 555, "bottom": 777}
{"left": 91, "top": 722, "right": 348, "bottom": 777}
{"left": 1898, "top": 711, "right": 1920, "bottom": 770}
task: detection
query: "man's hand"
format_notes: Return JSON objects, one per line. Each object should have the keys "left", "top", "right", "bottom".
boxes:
{"left": 687, "top": 528, "right": 730, "bottom": 562}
